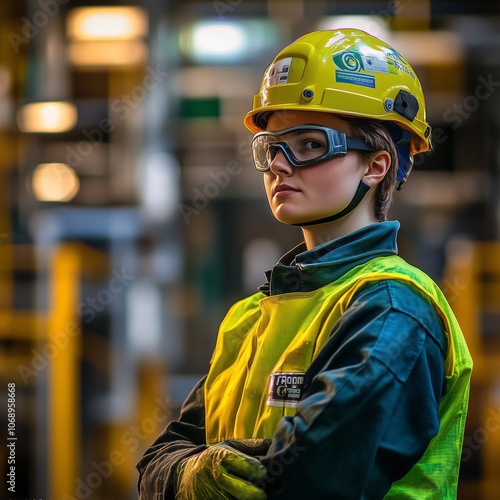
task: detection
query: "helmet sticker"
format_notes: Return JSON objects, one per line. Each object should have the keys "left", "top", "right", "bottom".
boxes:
{"left": 333, "top": 49, "right": 387, "bottom": 88}
{"left": 265, "top": 57, "right": 293, "bottom": 87}
{"left": 332, "top": 45, "right": 414, "bottom": 88}
{"left": 386, "top": 49, "right": 416, "bottom": 80}
{"left": 335, "top": 67, "right": 375, "bottom": 88}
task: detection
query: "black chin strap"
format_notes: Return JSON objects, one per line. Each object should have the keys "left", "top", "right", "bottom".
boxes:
{"left": 292, "top": 180, "right": 371, "bottom": 227}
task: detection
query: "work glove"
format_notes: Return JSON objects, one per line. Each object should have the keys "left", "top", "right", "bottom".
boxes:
{"left": 175, "top": 440, "right": 269, "bottom": 500}
{"left": 224, "top": 438, "right": 271, "bottom": 457}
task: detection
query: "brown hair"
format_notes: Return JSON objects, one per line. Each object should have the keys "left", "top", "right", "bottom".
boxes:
{"left": 342, "top": 117, "right": 398, "bottom": 221}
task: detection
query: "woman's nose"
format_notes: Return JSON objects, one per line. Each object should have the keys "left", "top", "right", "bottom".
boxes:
{"left": 269, "top": 148, "right": 294, "bottom": 176}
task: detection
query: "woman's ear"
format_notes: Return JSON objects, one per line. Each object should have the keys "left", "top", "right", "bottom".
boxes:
{"left": 362, "top": 150, "right": 391, "bottom": 187}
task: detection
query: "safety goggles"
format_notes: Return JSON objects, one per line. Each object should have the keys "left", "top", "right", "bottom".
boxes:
{"left": 252, "top": 124, "right": 375, "bottom": 172}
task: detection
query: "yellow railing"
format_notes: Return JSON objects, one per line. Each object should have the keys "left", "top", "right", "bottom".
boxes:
{"left": 443, "top": 239, "right": 500, "bottom": 499}
{"left": 47, "top": 243, "right": 108, "bottom": 499}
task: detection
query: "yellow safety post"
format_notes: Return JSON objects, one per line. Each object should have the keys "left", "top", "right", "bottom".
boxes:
{"left": 47, "top": 243, "right": 108, "bottom": 499}
{"left": 47, "top": 245, "right": 82, "bottom": 499}
{"left": 443, "top": 239, "right": 500, "bottom": 498}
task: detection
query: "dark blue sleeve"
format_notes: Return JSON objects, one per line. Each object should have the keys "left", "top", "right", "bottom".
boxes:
{"left": 136, "top": 376, "right": 207, "bottom": 499}
{"left": 259, "top": 280, "right": 447, "bottom": 500}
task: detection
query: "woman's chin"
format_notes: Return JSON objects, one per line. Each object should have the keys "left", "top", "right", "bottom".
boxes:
{"left": 272, "top": 210, "right": 314, "bottom": 226}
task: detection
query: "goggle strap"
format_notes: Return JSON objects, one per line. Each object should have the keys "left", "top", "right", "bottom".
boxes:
{"left": 291, "top": 180, "right": 371, "bottom": 227}
{"left": 346, "top": 137, "right": 375, "bottom": 152}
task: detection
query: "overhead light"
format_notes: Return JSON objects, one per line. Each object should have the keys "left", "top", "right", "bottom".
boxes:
{"left": 66, "top": 7, "right": 148, "bottom": 41}
{"left": 317, "top": 16, "right": 391, "bottom": 42}
{"left": 17, "top": 101, "right": 77, "bottom": 133}
{"left": 66, "top": 6, "right": 148, "bottom": 68}
{"left": 179, "top": 20, "right": 281, "bottom": 64}
{"left": 68, "top": 40, "right": 148, "bottom": 68}
{"left": 192, "top": 23, "right": 245, "bottom": 59}
{"left": 32, "top": 163, "right": 80, "bottom": 202}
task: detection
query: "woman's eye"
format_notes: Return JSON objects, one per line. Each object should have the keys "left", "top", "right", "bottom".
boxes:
{"left": 303, "top": 140, "right": 325, "bottom": 150}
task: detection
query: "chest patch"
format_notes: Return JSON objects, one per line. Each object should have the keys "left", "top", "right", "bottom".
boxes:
{"left": 267, "top": 372, "right": 306, "bottom": 408}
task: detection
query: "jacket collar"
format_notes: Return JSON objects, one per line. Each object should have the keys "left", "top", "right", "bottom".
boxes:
{"left": 259, "top": 221, "right": 400, "bottom": 296}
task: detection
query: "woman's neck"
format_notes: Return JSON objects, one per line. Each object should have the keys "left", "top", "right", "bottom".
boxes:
{"left": 301, "top": 211, "right": 378, "bottom": 250}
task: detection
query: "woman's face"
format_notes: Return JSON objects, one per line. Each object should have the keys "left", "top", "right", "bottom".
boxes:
{"left": 262, "top": 110, "right": 367, "bottom": 226}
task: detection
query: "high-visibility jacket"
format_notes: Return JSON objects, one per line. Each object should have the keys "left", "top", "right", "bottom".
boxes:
{"left": 205, "top": 254, "right": 472, "bottom": 498}
{"left": 136, "top": 220, "right": 473, "bottom": 500}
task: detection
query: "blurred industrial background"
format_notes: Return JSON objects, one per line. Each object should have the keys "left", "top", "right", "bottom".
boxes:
{"left": 0, "top": 0, "right": 500, "bottom": 498}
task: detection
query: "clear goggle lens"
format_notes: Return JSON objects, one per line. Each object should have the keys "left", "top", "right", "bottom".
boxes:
{"left": 252, "top": 124, "right": 374, "bottom": 172}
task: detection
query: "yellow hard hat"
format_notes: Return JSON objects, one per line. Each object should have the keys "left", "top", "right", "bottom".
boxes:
{"left": 244, "top": 29, "right": 431, "bottom": 156}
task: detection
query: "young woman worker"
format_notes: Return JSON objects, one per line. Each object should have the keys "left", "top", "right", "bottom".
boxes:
{"left": 137, "top": 29, "right": 472, "bottom": 500}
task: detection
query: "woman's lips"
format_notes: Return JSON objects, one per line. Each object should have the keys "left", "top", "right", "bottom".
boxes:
{"left": 274, "top": 184, "right": 299, "bottom": 197}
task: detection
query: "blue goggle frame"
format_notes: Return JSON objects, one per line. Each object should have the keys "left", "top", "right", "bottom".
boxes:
{"left": 252, "top": 124, "right": 375, "bottom": 172}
